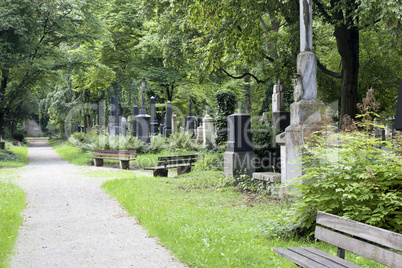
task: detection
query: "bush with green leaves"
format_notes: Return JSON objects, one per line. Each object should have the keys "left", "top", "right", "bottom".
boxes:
{"left": 146, "top": 135, "right": 166, "bottom": 154}
{"left": 195, "top": 153, "right": 224, "bottom": 171}
{"left": 168, "top": 132, "right": 199, "bottom": 151}
{"left": 289, "top": 127, "right": 402, "bottom": 234}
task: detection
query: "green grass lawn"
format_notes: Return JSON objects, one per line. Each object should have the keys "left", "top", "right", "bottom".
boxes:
{"left": 0, "top": 170, "right": 26, "bottom": 267}
{"left": 97, "top": 169, "right": 384, "bottom": 268}
{"left": 51, "top": 141, "right": 93, "bottom": 166}
{"left": 0, "top": 143, "right": 29, "bottom": 168}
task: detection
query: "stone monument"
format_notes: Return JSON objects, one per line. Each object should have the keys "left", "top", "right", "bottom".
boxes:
{"left": 186, "top": 98, "right": 196, "bottom": 135}
{"left": 278, "top": 0, "right": 325, "bottom": 185}
{"left": 135, "top": 83, "right": 151, "bottom": 142}
{"left": 150, "top": 96, "right": 159, "bottom": 135}
{"left": 224, "top": 114, "right": 255, "bottom": 178}
{"left": 164, "top": 101, "right": 172, "bottom": 137}
{"left": 272, "top": 79, "right": 290, "bottom": 132}
{"left": 196, "top": 123, "right": 203, "bottom": 144}
{"left": 132, "top": 106, "right": 139, "bottom": 136}
{"left": 109, "top": 96, "right": 120, "bottom": 136}
{"left": 172, "top": 114, "right": 177, "bottom": 134}
{"left": 120, "top": 117, "right": 127, "bottom": 136}
{"left": 202, "top": 112, "right": 215, "bottom": 146}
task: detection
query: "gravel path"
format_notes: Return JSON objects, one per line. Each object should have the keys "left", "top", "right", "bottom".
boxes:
{"left": 11, "top": 145, "right": 187, "bottom": 268}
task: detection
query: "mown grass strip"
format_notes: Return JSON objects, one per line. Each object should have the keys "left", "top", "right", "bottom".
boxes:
{"left": 0, "top": 171, "right": 26, "bottom": 267}
{"left": 51, "top": 141, "right": 92, "bottom": 166}
{"left": 0, "top": 143, "right": 29, "bottom": 168}
{"left": 99, "top": 169, "right": 387, "bottom": 268}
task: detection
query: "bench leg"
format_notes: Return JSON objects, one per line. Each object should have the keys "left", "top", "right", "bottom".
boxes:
{"left": 120, "top": 160, "right": 129, "bottom": 170}
{"left": 153, "top": 169, "right": 168, "bottom": 177}
{"left": 177, "top": 166, "right": 191, "bottom": 175}
{"left": 94, "top": 158, "right": 104, "bottom": 167}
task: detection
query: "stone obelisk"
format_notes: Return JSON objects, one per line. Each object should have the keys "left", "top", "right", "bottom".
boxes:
{"left": 135, "top": 83, "right": 151, "bottom": 142}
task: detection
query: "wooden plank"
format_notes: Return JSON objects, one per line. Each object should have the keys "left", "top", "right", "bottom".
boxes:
{"left": 315, "top": 226, "right": 402, "bottom": 268}
{"left": 158, "top": 154, "right": 198, "bottom": 161}
{"left": 273, "top": 248, "right": 328, "bottom": 268}
{"left": 316, "top": 211, "right": 402, "bottom": 252}
{"left": 87, "top": 157, "right": 136, "bottom": 161}
{"left": 144, "top": 164, "right": 194, "bottom": 170}
{"left": 94, "top": 149, "right": 136, "bottom": 154}
{"left": 288, "top": 248, "right": 347, "bottom": 268}
{"left": 303, "top": 248, "right": 362, "bottom": 268}
{"left": 93, "top": 153, "right": 133, "bottom": 158}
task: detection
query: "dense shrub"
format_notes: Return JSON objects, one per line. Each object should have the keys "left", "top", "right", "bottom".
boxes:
{"left": 290, "top": 127, "right": 402, "bottom": 234}
{"left": 168, "top": 132, "right": 199, "bottom": 151}
{"left": 146, "top": 135, "right": 167, "bottom": 154}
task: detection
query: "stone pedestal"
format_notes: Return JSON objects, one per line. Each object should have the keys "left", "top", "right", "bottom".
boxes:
{"left": 150, "top": 97, "right": 159, "bottom": 135}
{"left": 290, "top": 99, "right": 325, "bottom": 125}
{"left": 136, "top": 114, "right": 151, "bottom": 142}
{"left": 203, "top": 113, "right": 215, "bottom": 146}
{"left": 120, "top": 117, "right": 127, "bottom": 136}
{"left": 224, "top": 114, "right": 255, "bottom": 178}
{"left": 272, "top": 111, "right": 290, "bottom": 132}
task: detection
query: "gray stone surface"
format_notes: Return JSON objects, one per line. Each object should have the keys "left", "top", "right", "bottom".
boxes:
{"left": 150, "top": 96, "right": 159, "bottom": 135}
{"left": 224, "top": 151, "right": 255, "bottom": 178}
{"left": 297, "top": 51, "right": 317, "bottom": 100}
{"left": 202, "top": 113, "right": 215, "bottom": 146}
{"left": 290, "top": 99, "right": 325, "bottom": 125}
{"left": 395, "top": 79, "right": 402, "bottom": 131}
{"left": 272, "top": 79, "right": 285, "bottom": 112}
{"left": 136, "top": 114, "right": 151, "bottom": 143}
{"left": 11, "top": 146, "right": 187, "bottom": 268}
{"left": 172, "top": 114, "right": 177, "bottom": 134}
{"left": 132, "top": 106, "right": 139, "bottom": 137}
{"left": 226, "top": 114, "right": 253, "bottom": 153}
{"left": 25, "top": 120, "right": 43, "bottom": 137}
{"left": 300, "top": 0, "right": 313, "bottom": 52}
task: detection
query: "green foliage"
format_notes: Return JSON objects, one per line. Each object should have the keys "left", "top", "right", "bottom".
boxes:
{"left": 146, "top": 134, "right": 167, "bottom": 154}
{"left": 52, "top": 140, "right": 92, "bottom": 166}
{"left": 290, "top": 128, "right": 402, "bottom": 233}
{"left": 195, "top": 153, "right": 224, "bottom": 171}
{"left": 215, "top": 90, "right": 237, "bottom": 145}
{"left": 168, "top": 132, "right": 199, "bottom": 151}
{"left": 0, "top": 174, "right": 26, "bottom": 267}
{"left": 0, "top": 143, "right": 29, "bottom": 167}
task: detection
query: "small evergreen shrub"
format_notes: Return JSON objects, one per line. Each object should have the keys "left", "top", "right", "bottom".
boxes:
{"left": 168, "top": 132, "right": 199, "bottom": 151}
{"left": 146, "top": 135, "right": 167, "bottom": 154}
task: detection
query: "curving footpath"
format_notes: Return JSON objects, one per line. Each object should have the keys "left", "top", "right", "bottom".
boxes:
{"left": 11, "top": 143, "right": 186, "bottom": 268}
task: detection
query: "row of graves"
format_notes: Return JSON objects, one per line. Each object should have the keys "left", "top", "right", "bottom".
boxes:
{"left": 90, "top": 83, "right": 217, "bottom": 147}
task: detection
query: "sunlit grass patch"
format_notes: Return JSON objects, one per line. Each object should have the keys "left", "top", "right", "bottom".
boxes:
{"left": 0, "top": 143, "right": 29, "bottom": 168}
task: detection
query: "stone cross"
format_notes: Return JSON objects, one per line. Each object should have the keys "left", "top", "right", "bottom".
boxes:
{"left": 300, "top": 0, "right": 313, "bottom": 52}
{"left": 296, "top": 0, "right": 317, "bottom": 100}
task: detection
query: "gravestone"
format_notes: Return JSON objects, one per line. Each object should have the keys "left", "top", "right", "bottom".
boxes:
{"left": 196, "top": 124, "right": 203, "bottom": 144}
{"left": 120, "top": 117, "right": 127, "bottom": 136}
{"left": 164, "top": 101, "right": 172, "bottom": 137}
{"left": 202, "top": 113, "right": 215, "bottom": 146}
{"left": 160, "top": 109, "right": 165, "bottom": 136}
{"left": 224, "top": 114, "right": 255, "bottom": 178}
{"left": 135, "top": 83, "right": 151, "bottom": 142}
{"left": 278, "top": 0, "right": 325, "bottom": 185}
{"left": 109, "top": 97, "right": 120, "bottom": 136}
{"left": 180, "top": 126, "right": 184, "bottom": 133}
{"left": 172, "top": 114, "right": 177, "bottom": 134}
{"left": 150, "top": 96, "right": 159, "bottom": 135}
{"left": 272, "top": 79, "right": 290, "bottom": 132}
{"left": 132, "top": 106, "right": 139, "bottom": 136}
{"left": 186, "top": 99, "right": 196, "bottom": 135}
{"left": 395, "top": 79, "right": 402, "bottom": 131}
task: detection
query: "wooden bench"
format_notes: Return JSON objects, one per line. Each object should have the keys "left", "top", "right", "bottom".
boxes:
{"left": 274, "top": 211, "right": 402, "bottom": 268}
{"left": 87, "top": 149, "right": 136, "bottom": 169}
{"left": 144, "top": 154, "right": 201, "bottom": 177}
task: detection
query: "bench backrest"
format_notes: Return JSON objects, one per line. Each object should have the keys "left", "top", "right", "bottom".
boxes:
{"left": 93, "top": 149, "right": 136, "bottom": 158}
{"left": 315, "top": 211, "right": 402, "bottom": 267}
{"left": 157, "top": 154, "right": 200, "bottom": 167}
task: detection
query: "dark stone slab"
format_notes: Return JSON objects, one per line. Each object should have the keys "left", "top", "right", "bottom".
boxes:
{"left": 226, "top": 114, "right": 253, "bottom": 152}
{"left": 395, "top": 79, "right": 402, "bottom": 131}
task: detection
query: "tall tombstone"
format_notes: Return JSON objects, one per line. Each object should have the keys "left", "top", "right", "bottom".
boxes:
{"left": 278, "top": 0, "right": 325, "bottom": 185}
{"left": 164, "top": 101, "right": 172, "bottom": 137}
{"left": 203, "top": 113, "right": 215, "bottom": 146}
{"left": 109, "top": 96, "right": 120, "bottom": 136}
{"left": 186, "top": 98, "right": 196, "bottom": 135}
{"left": 160, "top": 109, "right": 165, "bottom": 136}
{"left": 150, "top": 96, "right": 159, "bottom": 135}
{"left": 224, "top": 114, "right": 255, "bottom": 178}
{"left": 272, "top": 79, "right": 290, "bottom": 132}
{"left": 135, "top": 83, "right": 151, "bottom": 142}
{"left": 172, "top": 114, "right": 177, "bottom": 134}
{"left": 120, "top": 117, "right": 127, "bottom": 136}
{"left": 196, "top": 123, "right": 203, "bottom": 144}
{"left": 132, "top": 106, "right": 139, "bottom": 136}
{"left": 395, "top": 79, "right": 402, "bottom": 131}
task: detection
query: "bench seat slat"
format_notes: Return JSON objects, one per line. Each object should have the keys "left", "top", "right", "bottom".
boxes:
{"left": 94, "top": 149, "right": 136, "bottom": 154}
{"left": 273, "top": 248, "right": 328, "bottom": 268}
{"left": 288, "top": 247, "right": 348, "bottom": 268}
{"left": 303, "top": 248, "right": 362, "bottom": 268}
{"left": 315, "top": 226, "right": 402, "bottom": 268}
{"left": 317, "top": 211, "right": 402, "bottom": 252}
{"left": 93, "top": 153, "right": 135, "bottom": 158}
{"left": 157, "top": 154, "right": 199, "bottom": 161}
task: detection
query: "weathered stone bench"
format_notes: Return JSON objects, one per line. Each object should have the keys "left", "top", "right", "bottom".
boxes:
{"left": 87, "top": 149, "right": 136, "bottom": 169}
{"left": 274, "top": 211, "right": 402, "bottom": 268}
{"left": 144, "top": 154, "right": 201, "bottom": 177}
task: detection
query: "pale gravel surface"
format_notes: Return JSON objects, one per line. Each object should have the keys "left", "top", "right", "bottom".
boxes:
{"left": 11, "top": 144, "right": 187, "bottom": 268}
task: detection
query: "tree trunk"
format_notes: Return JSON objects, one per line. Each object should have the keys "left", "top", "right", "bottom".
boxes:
{"left": 0, "top": 69, "right": 9, "bottom": 137}
{"left": 332, "top": 0, "right": 359, "bottom": 122}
